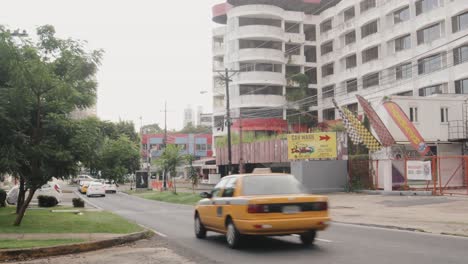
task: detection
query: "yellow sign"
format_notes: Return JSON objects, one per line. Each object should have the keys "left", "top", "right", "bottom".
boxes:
{"left": 287, "top": 132, "right": 337, "bottom": 160}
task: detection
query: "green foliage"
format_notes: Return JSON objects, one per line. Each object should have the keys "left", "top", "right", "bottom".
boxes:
{"left": 37, "top": 195, "right": 58, "bottom": 207}
{"left": 0, "top": 189, "right": 6, "bottom": 207}
{"left": 141, "top": 123, "right": 162, "bottom": 134}
{"left": 72, "top": 198, "right": 85, "bottom": 208}
{"left": 215, "top": 132, "right": 286, "bottom": 148}
{"left": 99, "top": 135, "right": 140, "bottom": 183}
{"left": 178, "top": 123, "right": 211, "bottom": 134}
{"left": 156, "top": 145, "right": 186, "bottom": 179}
{"left": 129, "top": 191, "right": 201, "bottom": 205}
{"left": 329, "top": 123, "right": 346, "bottom": 132}
{"left": 0, "top": 239, "right": 85, "bottom": 250}
{"left": 186, "top": 155, "right": 199, "bottom": 191}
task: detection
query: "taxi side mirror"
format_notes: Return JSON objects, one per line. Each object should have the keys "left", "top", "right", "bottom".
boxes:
{"left": 200, "top": 192, "right": 212, "bottom": 199}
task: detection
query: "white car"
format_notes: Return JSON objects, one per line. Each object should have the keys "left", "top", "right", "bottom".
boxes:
{"left": 73, "top": 175, "right": 95, "bottom": 184}
{"left": 7, "top": 182, "right": 62, "bottom": 205}
{"left": 86, "top": 182, "right": 106, "bottom": 197}
{"left": 103, "top": 181, "right": 118, "bottom": 193}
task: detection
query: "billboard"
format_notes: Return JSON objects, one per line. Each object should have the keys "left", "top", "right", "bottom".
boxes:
{"left": 287, "top": 132, "right": 337, "bottom": 160}
{"left": 407, "top": 161, "right": 432, "bottom": 180}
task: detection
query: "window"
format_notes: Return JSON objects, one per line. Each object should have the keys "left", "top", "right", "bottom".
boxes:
{"left": 239, "top": 17, "right": 281, "bottom": 27}
{"left": 322, "top": 63, "right": 334, "bottom": 77}
{"left": 239, "top": 85, "right": 283, "bottom": 95}
{"left": 196, "top": 144, "right": 207, "bottom": 151}
{"left": 440, "top": 107, "right": 449, "bottom": 123}
{"left": 395, "top": 34, "right": 411, "bottom": 52}
{"left": 321, "top": 41, "right": 333, "bottom": 55}
{"left": 304, "top": 24, "right": 316, "bottom": 41}
{"left": 363, "top": 72, "right": 379, "bottom": 88}
{"left": 346, "top": 79, "right": 358, "bottom": 93}
{"left": 285, "top": 22, "right": 300, "bottom": 33}
{"left": 394, "top": 6, "right": 410, "bottom": 24}
{"left": 305, "top": 46, "right": 317, "bottom": 62}
{"left": 419, "top": 84, "right": 443, "bottom": 96}
{"left": 286, "top": 44, "right": 301, "bottom": 55}
{"left": 345, "top": 31, "right": 356, "bottom": 45}
{"left": 242, "top": 175, "right": 306, "bottom": 196}
{"left": 211, "top": 177, "right": 229, "bottom": 197}
{"left": 418, "top": 53, "right": 442, "bottom": 74}
{"left": 409, "top": 107, "right": 418, "bottom": 122}
{"left": 347, "top": 103, "right": 358, "bottom": 114}
{"left": 455, "top": 78, "right": 468, "bottom": 94}
{"left": 417, "top": 23, "right": 442, "bottom": 45}
{"left": 344, "top": 7, "right": 355, "bottom": 21}
{"left": 360, "top": 0, "right": 376, "bottom": 13}
{"left": 222, "top": 177, "right": 237, "bottom": 197}
{"left": 416, "top": 0, "right": 439, "bottom": 16}
{"left": 452, "top": 11, "right": 468, "bottom": 33}
{"left": 323, "top": 108, "right": 335, "bottom": 120}
{"left": 305, "top": 67, "right": 317, "bottom": 84}
{"left": 320, "top": 19, "right": 332, "bottom": 34}
{"left": 346, "top": 54, "right": 357, "bottom": 69}
{"left": 362, "top": 46, "right": 379, "bottom": 63}
{"left": 395, "top": 63, "right": 412, "bottom": 80}
{"left": 397, "top": 90, "right": 413, "bottom": 96}
{"left": 361, "top": 20, "right": 378, "bottom": 38}
{"left": 454, "top": 45, "right": 468, "bottom": 65}
{"left": 240, "top": 63, "right": 282, "bottom": 73}
{"left": 239, "top": 39, "right": 282, "bottom": 50}
{"left": 322, "top": 85, "right": 335, "bottom": 99}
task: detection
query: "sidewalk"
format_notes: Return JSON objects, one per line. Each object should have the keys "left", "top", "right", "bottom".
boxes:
{"left": 328, "top": 193, "right": 468, "bottom": 236}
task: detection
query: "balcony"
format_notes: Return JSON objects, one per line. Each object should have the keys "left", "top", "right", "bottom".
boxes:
{"left": 286, "top": 54, "right": 305, "bottom": 65}
{"left": 285, "top": 32, "right": 305, "bottom": 43}
{"left": 235, "top": 48, "right": 285, "bottom": 64}
{"left": 234, "top": 71, "right": 285, "bottom": 86}
{"left": 232, "top": 94, "right": 286, "bottom": 109}
{"left": 234, "top": 25, "right": 285, "bottom": 41}
{"left": 212, "top": 44, "right": 224, "bottom": 58}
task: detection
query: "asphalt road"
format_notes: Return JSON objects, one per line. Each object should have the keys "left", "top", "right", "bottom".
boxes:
{"left": 78, "top": 192, "right": 468, "bottom": 264}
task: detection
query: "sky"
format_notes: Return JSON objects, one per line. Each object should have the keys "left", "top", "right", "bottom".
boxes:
{"left": 0, "top": 0, "right": 223, "bottom": 130}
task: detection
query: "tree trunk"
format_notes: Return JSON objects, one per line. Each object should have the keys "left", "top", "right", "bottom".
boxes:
{"left": 14, "top": 188, "right": 36, "bottom": 226}
{"left": 16, "top": 177, "right": 25, "bottom": 214}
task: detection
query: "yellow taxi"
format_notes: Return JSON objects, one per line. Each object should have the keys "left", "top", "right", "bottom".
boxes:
{"left": 194, "top": 173, "right": 330, "bottom": 248}
{"left": 80, "top": 182, "right": 91, "bottom": 194}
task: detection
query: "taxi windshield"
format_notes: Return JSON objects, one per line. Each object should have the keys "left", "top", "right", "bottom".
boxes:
{"left": 242, "top": 175, "right": 307, "bottom": 196}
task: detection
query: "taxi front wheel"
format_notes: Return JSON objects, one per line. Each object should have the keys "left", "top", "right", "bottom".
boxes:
{"left": 194, "top": 214, "right": 207, "bottom": 239}
{"left": 300, "top": 230, "right": 316, "bottom": 246}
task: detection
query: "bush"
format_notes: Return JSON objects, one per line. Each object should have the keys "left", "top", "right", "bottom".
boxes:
{"left": 37, "top": 195, "right": 58, "bottom": 208}
{"left": 0, "top": 189, "right": 6, "bottom": 207}
{"left": 72, "top": 198, "right": 85, "bottom": 208}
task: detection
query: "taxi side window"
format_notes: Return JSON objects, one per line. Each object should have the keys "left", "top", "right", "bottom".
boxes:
{"left": 222, "top": 178, "right": 237, "bottom": 197}
{"left": 211, "top": 178, "right": 229, "bottom": 198}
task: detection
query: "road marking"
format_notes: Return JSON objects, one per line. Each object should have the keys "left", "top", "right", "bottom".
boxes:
{"left": 74, "top": 191, "right": 103, "bottom": 210}
{"left": 138, "top": 224, "right": 168, "bottom": 238}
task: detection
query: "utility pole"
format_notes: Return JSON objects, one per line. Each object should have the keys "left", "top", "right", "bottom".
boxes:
{"left": 239, "top": 112, "right": 245, "bottom": 174}
{"left": 161, "top": 101, "right": 169, "bottom": 190}
{"left": 215, "top": 68, "right": 239, "bottom": 175}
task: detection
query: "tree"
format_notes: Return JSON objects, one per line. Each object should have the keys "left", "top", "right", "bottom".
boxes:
{"left": 0, "top": 25, "right": 103, "bottom": 226}
{"left": 98, "top": 135, "right": 140, "bottom": 183}
{"left": 179, "top": 123, "right": 211, "bottom": 134}
{"left": 285, "top": 73, "right": 317, "bottom": 128}
{"left": 141, "top": 123, "right": 162, "bottom": 134}
{"left": 186, "top": 155, "right": 199, "bottom": 193}
{"left": 156, "top": 145, "right": 187, "bottom": 194}
{"left": 72, "top": 117, "right": 105, "bottom": 177}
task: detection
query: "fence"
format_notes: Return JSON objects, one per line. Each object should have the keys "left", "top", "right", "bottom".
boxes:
{"left": 348, "top": 156, "right": 468, "bottom": 195}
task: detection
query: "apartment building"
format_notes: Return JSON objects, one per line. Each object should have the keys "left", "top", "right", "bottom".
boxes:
{"left": 211, "top": 0, "right": 468, "bottom": 135}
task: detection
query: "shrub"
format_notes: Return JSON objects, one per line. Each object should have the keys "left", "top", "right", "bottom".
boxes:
{"left": 72, "top": 198, "right": 85, "bottom": 208}
{"left": 0, "top": 189, "right": 6, "bottom": 207}
{"left": 37, "top": 195, "right": 58, "bottom": 207}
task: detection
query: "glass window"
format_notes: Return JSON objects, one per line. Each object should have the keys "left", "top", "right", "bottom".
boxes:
{"left": 395, "top": 34, "right": 411, "bottom": 52}
{"left": 362, "top": 46, "right": 379, "bottom": 63}
{"left": 304, "top": 24, "right": 316, "bottom": 41}
{"left": 322, "top": 63, "right": 334, "bottom": 77}
{"left": 242, "top": 175, "right": 306, "bottom": 196}
{"left": 321, "top": 41, "right": 333, "bottom": 55}
{"left": 361, "top": 20, "right": 378, "bottom": 38}
{"left": 344, "top": 7, "right": 355, "bottom": 21}
{"left": 346, "top": 79, "right": 358, "bottom": 93}
{"left": 322, "top": 85, "right": 335, "bottom": 99}
{"left": 417, "top": 23, "right": 441, "bottom": 45}
{"left": 363, "top": 72, "right": 380, "bottom": 88}
{"left": 239, "top": 39, "right": 282, "bottom": 50}
{"left": 222, "top": 177, "right": 238, "bottom": 197}
{"left": 395, "top": 63, "right": 412, "bottom": 80}
{"left": 285, "top": 22, "right": 300, "bottom": 33}
{"left": 240, "top": 63, "right": 282, "bottom": 73}
{"left": 346, "top": 54, "right": 357, "bottom": 69}
{"left": 196, "top": 144, "right": 207, "bottom": 151}
{"left": 416, "top": 0, "right": 439, "bottom": 16}
{"left": 394, "top": 6, "right": 410, "bottom": 24}
{"left": 360, "top": 0, "right": 376, "bottom": 13}
{"left": 409, "top": 107, "right": 418, "bottom": 122}
{"left": 211, "top": 177, "right": 230, "bottom": 197}
{"left": 305, "top": 46, "right": 317, "bottom": 63}
{"left": 452, "top": 11, "right": 468, "bottom": 33}
{"left": 440, "top": 107, "right": 448, "bottom": 123}
{"left": 455, "top": 78, "right": 468, "bottom": 94}
{"left": 285, "top": 44, "right": 301, "bottom": 56}
{"left": 239, "top": 17, "right": 282, "bottom": 27}
{"left": 345, "top": 31, "right": 356, "bottom": 45}
{"left": 320, "top": 19, "right": 332, "bottom": 34}
{"left": 418, "top": 53, "right": 442, "bottom": 74}
{"left": 419, "top": 84, "right": 443, "bottom": 96}
{"left": 323, "top": 108, "right": 335, "bottom": 120}
{"left": 454, "top": 45, "right": 468, "bottom": 65}
{"left": 305, "top": 67, "right": 317, "bottom": 84}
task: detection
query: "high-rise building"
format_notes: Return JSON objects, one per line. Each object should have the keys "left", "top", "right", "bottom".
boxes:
{"left": 184, "top": 106, "right": 195, "bottom": 127}
{"left": 211, "top": 0, "right": 468, "bottom": 136}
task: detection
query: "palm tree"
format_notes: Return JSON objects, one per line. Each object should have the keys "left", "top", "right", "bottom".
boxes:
{"left": 157, "top": 145, "right": 186, "bottom": 194}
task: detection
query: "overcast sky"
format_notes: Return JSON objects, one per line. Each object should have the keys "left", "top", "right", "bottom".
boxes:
{"left": 1, "top": 0, "right": 223, "bottom": 130}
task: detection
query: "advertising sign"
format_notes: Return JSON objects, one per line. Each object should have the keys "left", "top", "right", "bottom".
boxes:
{"left": 135, "top": 171, "right": 149, "bottom": 189}
{"left": 407, "top": 161, "right": 432, "bottom": 180}
{"left": 383, "top": 101, "right": 430, "bottom": 156}
{"left": 287, "top": 132, "right": 337, "bottom": 160}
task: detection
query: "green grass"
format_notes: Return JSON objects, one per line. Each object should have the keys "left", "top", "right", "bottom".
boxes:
{"left": 0, "top": 239, "right": 86, "bottom": 249}
{"left": 128, "top": 191, "right": 201, "bottom": 205}
{"left": 0, "top": 207, "right": 143, "bottom": 234}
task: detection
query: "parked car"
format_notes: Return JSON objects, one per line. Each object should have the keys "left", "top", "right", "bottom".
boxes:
{"left": 103, "top": 181, "right": 118, "bottom": 193}
{"left": 73, "top": 175, "right": 95, "bottom": 184}
{"left": 86, "top": 182, "right": 106, "bottom": 197}
{"left": 194, "top": 173, "right": 330, "bottom": 248}
{"left": 6, "top": 182, "right": 62, "bottom": 205}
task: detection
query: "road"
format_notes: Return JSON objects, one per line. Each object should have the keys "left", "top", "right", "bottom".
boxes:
{"left": 78, "top": 192, "right": 468, "bottom": 264}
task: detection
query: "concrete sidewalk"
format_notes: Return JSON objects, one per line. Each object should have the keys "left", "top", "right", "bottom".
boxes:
{"left": 328, "top": 193, "right": 468, "bottom": 237}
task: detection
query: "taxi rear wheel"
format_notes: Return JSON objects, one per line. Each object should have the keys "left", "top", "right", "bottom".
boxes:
{"left": 194, "top": 214, "right": 207, "bottom": 239}
{"left": 300, "top": 230, "right": 316, "bottom": 246}
{"left": 226, "top": 220, "right": 242, "bottom": 249}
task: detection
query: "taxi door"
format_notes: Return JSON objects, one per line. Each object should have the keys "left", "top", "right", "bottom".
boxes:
{"left": 201, "top": 177, "right": 229, "bottom": 230}
{"left": 211, "top": 177, "right": 238, "bottom": 231}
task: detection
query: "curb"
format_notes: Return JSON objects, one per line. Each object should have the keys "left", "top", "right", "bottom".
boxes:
{"left": 357, "top": 190, "right": 433, "bottom": 196}
{"left": 0, "top": 230, "right": 154, "bottom": 262}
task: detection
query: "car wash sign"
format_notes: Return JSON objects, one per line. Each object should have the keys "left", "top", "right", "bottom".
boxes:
{"left": 287, "top": 132, "right": 337, "bottom": 160}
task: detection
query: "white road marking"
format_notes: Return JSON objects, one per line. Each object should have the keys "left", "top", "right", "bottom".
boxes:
{"left": 138, "top": 224, "right": 168, "bottom": 238}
